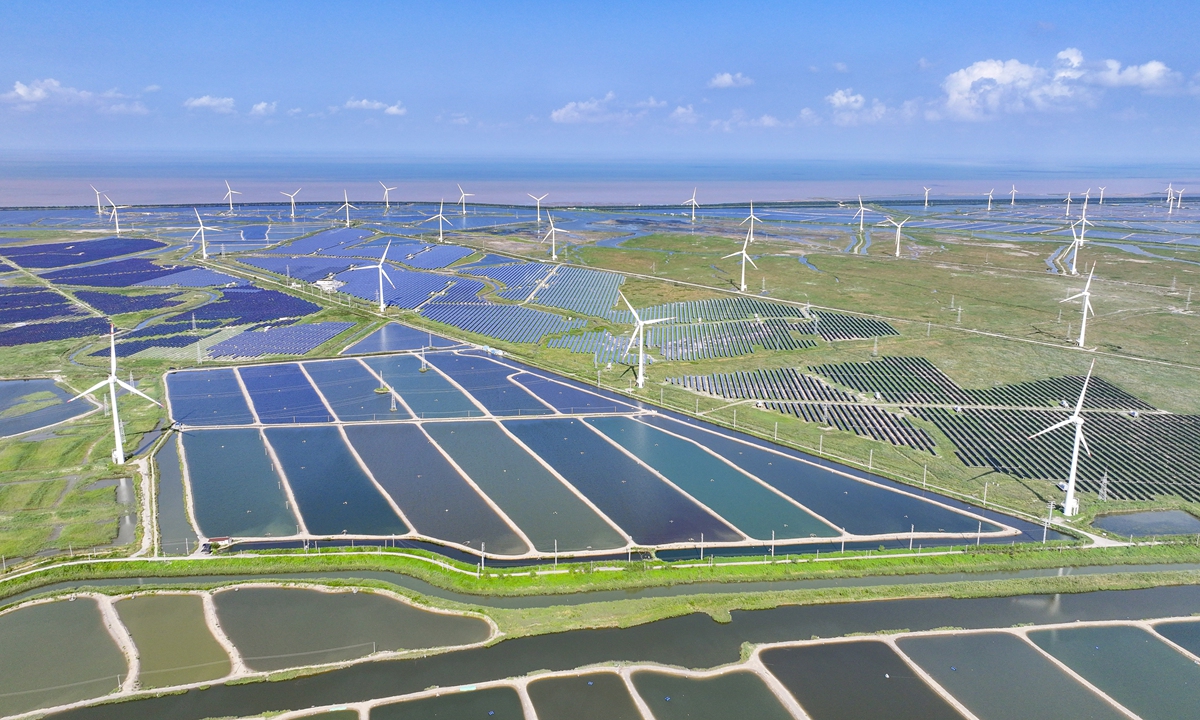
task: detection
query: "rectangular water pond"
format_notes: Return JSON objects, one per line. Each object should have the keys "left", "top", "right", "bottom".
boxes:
{"left": 1154, "top": 619, "right": 1200, "bottom": 658}
{"left": 1092, "top": 510, "right": 1200, "bottom": 537}
{"left": 528, "top": 672, "right": 641, "bottom": 720}
{"left": 264, "top": 426, "right": 408, "bottom": 536}
{"left": 505, "top": 418, "right": 741, "bottom": 546}
{"left": 589, "top": 416, "right": 837, "bottom": 540}
{"left": 238, "top": 364, "right": 331, "bottom": 424}
{"left": 180, "top": 428, "right": 297, "bottom": 538}
{"left": 1029, "top": 625, "right": 1200, "bottom": 720}
{"left": 343, "top": 423, "right": 528, "bottom": 555}
{"left": 897, "top": 632, "right": 1126, "bottom": 720}
{"left": 426, "top": 421, "right": 625, "bottom": 553}
{"left": 371, "top": 687, "right": 524, "bottom": 720}
{"left": 166, "top": 369, "right": 255, "bottom": 426}
{"left": 631, "top": 670, "right": 793, "bottom": 720}
{"left": 425, "top": 353, "right": 553, "bottom": 416}
{"left": 302, "top": 358, "right": 410, "bottom": 421}
{"left": 155, "top": 436, "right": 198, "bottom": 555}
{"left": 641, "top": 415, "right": 994, "bottom": 536}
{"left": 114, "top": 595, "right": 230, "bottom": 688}
{"left": 761, "top": 641, "right": 964, "bottom": 720}
{"left": 511, "top": 373, "right": 632, "bottom": 413}
{"left": 363, "top": 354, "right": 480, "bottom": 418}
{"left": 342, "top": 322, "right": 457, "bottom": 354}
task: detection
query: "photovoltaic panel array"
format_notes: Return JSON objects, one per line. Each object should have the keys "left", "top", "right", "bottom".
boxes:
{"left": 0, "top": 317, "right": 111, "bottom": 346}
{"left": 606, "top": 295, "right": 799, "bottom": 324}
{"left": 263, "top": 227, "right": 374, "bottom": 256}
{"left": 239, "top": 256, "right": 356, "bottom": 282}
{"left": 332, "top": 265, "right": 451, "bottom": 309}
{"left": 0, "top": 287, "right": 84, "bottom": 323}
{"left": 208, "top": 322, "right": 356, "bottom": 359}
{"left": 530, "top": 266, "right": 624, "bottom": 317}
{"left": 420, "top": 303, "right": 584, "bottom": 343}
{"left": 0, "top": 238, "right": 165, "bottom": 268}
{"left": 811, "top": 311, "right": 899, "bottom": 341}
{"left": 74, "top": 291, "right": 185, "bottom": 315}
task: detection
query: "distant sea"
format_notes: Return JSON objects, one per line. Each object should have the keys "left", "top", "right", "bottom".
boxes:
{"left": 0, "top": 154, "right": 1193, "bottom": 207}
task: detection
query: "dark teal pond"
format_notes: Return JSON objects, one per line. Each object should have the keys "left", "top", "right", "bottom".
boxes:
{"left": 239, "top": 364, "right": 331, "bottom": 424}
{"left": 0, "top": 378, "right": 91, "bottom": 438}
{"left": 632, "top": 670, "right": 793, "bottom": 720}
{"left": 303, "top": 358, "right": 410, "bottom": 421}
{"left": 426, "top": 421, "right": 625, "bottom": 553}
{"left": 166, "top": 369, "right": 254, "bottom": 426}
{"left": 180, "top": 428, "right": 296, "bottom": 537}
{"left": 1093, "top": 510, "right": 1200, "bottom": 537}
{"left": 510, "top": 373, "right": 631, "bottom": 413}
{"left": 343, "top": 322, "right": 457, "bottom": 354}
{"left": 155, "top": 435, "right": 197, "bottom": 554}
{"left": 528, "top": 672, "right": 640, "bottom": 720}
{"left": 363, "top": 355, "right": 479, "bottom": 418}
{"left": 425, "top": 353, "right": 553, "bottom": 416}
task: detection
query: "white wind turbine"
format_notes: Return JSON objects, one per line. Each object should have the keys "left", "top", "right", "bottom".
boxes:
{"left": 923, "top": 187, "right": 931, "bottom": 208}
{"left": 69, "top": 325, "right": 162, "bottom": 465}
{"left": 542, "top": 211, "right": 572, "bottom": 261}
{"left": 986, "top": 189, "right": 994, "bottom": 212}
{"left": 380, "top": 182, "right": 397, "bottom": 212}
{"left": 90, "top": 185, "right": 105, "bottom": 215}
{"left": 456, "top": 184, "right": 474, "bottom": 216}
{"left": 880, "top": 217, "right": 909, "bottom": 258}
{"left": 853, "top": 195, "right": 867, "bottom": 233}
{"left": 741, "top": 201, "right": 762, "bottom": 239}
{"left": 723, "top": 230, "right": 758, "bottom": 292}
{"left": 528, "top": 193, "right": 548, "bottom": 225}
{"left": 423, "top": 200, "right": 452, "bottom": 242}
{"left": 1165, "top": 183, "right": 1175, "bottom": 213}
{"left": 104, "top": 195, "right": 129, "bottom": 236}
{"left": 683, "top": 188, "right": 700, "bottom": 223}
{"left": 1010, "top": 185, "right": 1018, "bottom": 206}
{"left": 191, "top": 208, "right": 219, "bottom": 260}
{"left": 1066, "top": 221, "right": 1083, "bottom": 276}
{"left": 280, "top": 188, "right": 301, "bottom": 220}
{"left": 223, "top": 180, "right": 242, "bottom": 214}
{"left": 351, "top": 240, "right": 395, "bottom": 312}
{"left": 1061, "top": 264, "right": 1096, "bottom": 348}
{"left": 619, "top": 291, "right": 673, "bottom": 390}
{"left": 1028, "top": 359, "right": 1096, "bottom": 517}
{"left": 1177, "top": 189, "right": 1185, "bottom": 209}
{"left": 1098, "top": 187, "right": 1106, "bottom": 205}
{"left": 1063, "top": 192, "right": 1072, "bottom": 218}
{"left": 336, "top": 190, "right": 357, "bottom": 228}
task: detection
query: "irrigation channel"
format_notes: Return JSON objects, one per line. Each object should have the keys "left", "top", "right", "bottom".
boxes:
{"left": 21, "top": 585, "right": 1200, "bottom": 720}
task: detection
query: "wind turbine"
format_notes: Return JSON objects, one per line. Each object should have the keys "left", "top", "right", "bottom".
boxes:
{"left": 1098, "top": 187, "right": 1106, "bottom": 205}
{"left": 1010, "top": 185, "right": 1018, "bottom": 206}
{"left": 336, "top": 190, "right": 357, "bottom": 228}
{"left": 986, "top": 189, "right": 994, "bottom": 212}
{"left": 69, "top": 325, "right": 161, "bottom": 465}
{"left": 456, "top": 184, "right": 474, "bottom": 217}
{"left": 740, "top": 201, "right": 762, "bottom": 239}
{"left": 1061, "top": 264, "right": 1096, "bottom": 348}
{"left": 280, "top": 188, "right": 301, "bottom": 220}
{"left": 542, "top": 211, "right": 572, "bottom": 261}
{"left": 223, "top": 180, "right": 242, "bottom": 214}
{"left": 619, "top": 291, "right": 673, "bottom": 390}
{"left": 1177, "top": 189, "right": 1185, "bottom": 209}
{"left": 379, "top": 182, "right": 397, "bottom": 212}
{"left": 423, "top": 200, "right": 452, "bottom": 242}
{"left": 1063, "top": 192, "right": 1072, "bottom": 218}
{"left": 1165, "top": 183, "right": 1175, "bottom": 213}
{"left": 923, "top": 187, "right": 931, "bottom": 208}
{"left": 1028, "top": 359, "right": 1096, "bottom": 517}
{"left": 723, "top": 231, "right": 758, "bottom": 292}
{"left": 853, "top": 196, "right": 867, "bottom": 234}
{"left": 1067, "top": 221, "right": 1083, "bottom": 276}
{"left": 191, "top": 208, "right": 219, "bottom": 260}
{"left": 90, "top": 185, "right": 105, "bottom": 215}
{"left": 880, "top": 217, "right": 909, "bottom": 258}
{"left": 528, "top": 193, "right": 548, "bottom": 225}
{"left": 351, "top": 240, "right": 395, "bottom": 312}
{"left": 104, "top": 195, "right": 129, "bottom": 236}
{"left": 683, "top": 188, "right": 700, "bottom": 223}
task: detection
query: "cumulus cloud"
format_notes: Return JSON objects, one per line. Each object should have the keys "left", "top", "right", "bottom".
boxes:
{"left": 250, "top": 101, "right": 276, "bottom": 116}
{"left": 824, "top": 88, "right": 893, "bottom": 125}
{"left": 2, "top": 78, "right": 147, "bottom": 114}
{"left": 710, "top": 110, "right": 790, "bottom": 132}
{"left": 550, "top": 91, "right": 633, "bottom": 123}
{"left": 937, "top": 48, "right": 1177, "bottom": 120}
{"left": 798, "top": 107, "right": 820, "bottom": 125}
{"left": 708, "top": 72, "right": 753, "bottom": 89}
{"left": 636, "top": 96, "right": 667, "bottom": 108}
{"left": 345, "top": 98, "right": 406, "bottom": 115}
{"left": 833, "top": 62, "right": 849, "bottom": 73}
{"left": 825, "top": 88, "right": 864, "bottom": 110}
{"left": 184, "top": 95, "right": 235, "bottom": 113}
{"left": 669, "top": 104, "right": 698, "bottom": 123}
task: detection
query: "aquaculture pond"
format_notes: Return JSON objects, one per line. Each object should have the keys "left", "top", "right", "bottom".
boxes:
{"left": 114, "top": 594, "right": 230, "bottom": 688}
{"left": 527, "top": 672, "right": 641, "bottom": 720}
{"left": 238, "top": 364, "right": 331, "bottom": 424}
{"left": 1092, "top": 510, "right": 1200, "bottom": 537}
{"left": 370, "top": 687, "right": 523, "bottom": 720}
{"left": 302, "top": 359, "right": 409, "bottom": 421}
{"left": 155, "top": 437, "right": 197, "bottom": 555}
{"left": 632, "top": 670, "right": 793, "bottom": 720}
{"left": 165, "top": 369, "right": 255, "bottom": 426}
{"left": 180, "top": 428, "right": 296, "bottom": 538}
{"left": 510, "top": 373, "right": 631, "bottom": 413}
{"left": 363, "top": 355, "right": 479, "bottom": 418}
{"left": 343, "top": 322, "right": 457, "bottom": 354}
{"left": 424, "top": 353, "right": 553, "bottom": 416}
{"left": 0, "top": 378, "right": 91, "bottom": 438}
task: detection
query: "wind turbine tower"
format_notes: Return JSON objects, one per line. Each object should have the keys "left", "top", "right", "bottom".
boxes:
{"left": 1010, "top": 185, "right": 1018, "bottom": 206}
{"left": 1098, "top": 187, "right": 1106, "bottom": 205}
{"left": 923, "top": 187, "right": 931, "bottom": 208}
{"left": 1064, "top": 192, "right": 1072, "bottom": 218}
{"left": 528, "top": 193, "right": 548, "bottom": 225}
{"left": 543, "top": 211, "right": 571, "bottom": 261}
{"left": 351, "top": 240, "right": 395, "bottom": 312}
{"left": 853, "top": 196, "right": 867, "bottom": 234}
{"left": 881, "top": 217, "right": 909, "bottom": 258}
{"left": 192, "top": 208, "right": 218, "bottom": 260}
{"left": 723, "top": 231, "right": 758, "bottom": 292}
{"left": 105, "top": 196, "right": 129, "bottom": 236}
{"left": 619, "top": 292, "right": 673, "bottom": 390}
{"left": 90, "top": 185, "right": 105, "bottom": 215}
{"left": 380, "top": 182, "right": 397, "bottom": 212}
{"left": 457, "top": 184, "right": 474, "bottom": 216}
{"left": 1061, "top": 265, "right": 1096, "bottom": 348}
{"left": 69, "top": 325, "right": 162, "bottom": 464}
{"left": 1028, "top": 359, "right": 1097, "bottom": 517}
{"left": 337, "top": 190, "right": 357, "bottom": 228}
{"left": 223, "top": 180, "right": 242, "bottom": 214}
{"left": 683, "top": 188, "right": 700, "bottom": 223}
{"left": 423, "top": 200, "right": 452, "bottom": 242}
{"left": 280, "top": 188, "right": 301, "bottom": 220}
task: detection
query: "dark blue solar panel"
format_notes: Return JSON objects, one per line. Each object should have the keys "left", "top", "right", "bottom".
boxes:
{"left": 333, "top": 266, "right": 450, "bottom": 309}
{"left": 136, "top": 268, "right": 243, "bottom": 287}
{"left": 0, "top": 303, "right": 83, "bottom": 323}
{"left": 457, "top": 254, "right": 517, "bottom": 269}
{"left": 75, "top": 291, "right": 184, "bottom": 315}
{"left": 97, "top": 333, "right": 210, "bottom": 358}
{"left": 419, "top": 302, "right": 583, "bottom": 343}
{"left": 401, "top": 245, "right": 474, "bottom": 269}
{"left": 0, "top": 288, "right": 63, "bottom": 309}
{"left": 188, "top": 289, "right": 319, "bottom": 325}
{"left": 208, "top": 322, "right": 354, "bottom": 359}
{"left": 41, "top": 258, "right": 183, "bottom": 287}
{"left": 240, "top": 256, "right": 355, "bottom": 282}
{"left": 2, "top": 238, "right": 165, "bottom": 268}
{"left": 264, "top": 227, "right": 374, "bottom": 256}
{"left": 0, "top": 317, "right": 110, "bottom": 346}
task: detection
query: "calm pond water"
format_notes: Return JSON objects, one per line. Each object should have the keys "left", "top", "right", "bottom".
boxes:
{"left": 114, "top": 595, "right": 230, "bottom": 688}
{"left": 1029, "top": 625, "right": 1200, "bottom": 720}
{"left": 0, "top": 598, "right": 126, "bottom": 718}
{"left": 897, "top": 632, "right": 1126, "bottom": 720}
{"left": 166, "top": 369, "right": 254, "bottom": 426}
{"left": 302, "top": 359, "right": 410, "bottom": 421}
{"left": 425, "top": 353, "right": 553, "bottom": 417}
{"left": 761, "top": 640, "right": 962, "bottom": 720}
{"left": 1155, "top": 619, "right": 1200, "bottom": 658}
{"left": 632, "top": 670, "right": 793, "bottom": 720}
{"left": 589, "top": 416, "right": 837, "bottom": 540}
{"left": 264, "top": 426, "right": 408, "bottom": 537}
{"left": 363, "top": 355, "right": 478, "bottom": 418}
{"left": 180, "top": 428, "right": 296, "bottom": 538}
{"left": 528, "top": 672, "right": 641, "bottom": 720}
{"left": 155, "top": 436, "right": 197, "bottom": 555}
{"left": 426, "top": 421, "right": 625, "bottom": 553}
{"left": 510, "top": 373, "right": 631, "bottom": 414}
{"left": 46, "top": 586, "right": 1200, "bottom": 720}
{"left": 213, "top": 587, "right": 490, "bottom": 672}
{"left": 343, "top": 423, "right": 527, "bottom": 554}
{"left": 343, "top": 323, "right": 456, "bottom": 354}
{"left": 370, "top": 687, "right": 523, "bottom": 719}
{"left": 0, "top": 378, "right": 90, "bottom": 438}
{"left": 238, "top": 364, "right": 331, "bottom": 424}
{"left": 1092, "top": 510, "right": 1200, "bottom": 537}
{"left": 506, "top": 418, "right": 740, "bottom": 545}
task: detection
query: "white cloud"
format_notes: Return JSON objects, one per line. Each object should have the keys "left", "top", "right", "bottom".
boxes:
{"left": 250, "top": 101, "right": 276, "bottom": 116}
{"left": 917, "top": 58, "right": 935, "bottom": 70}
{"left": 709, "top": 109, "right": 790, "bottom": 131}
{"left": 707, "top": 72, "right": 753, "bottom": 89}
{"left": 636, "top": 96, "right": 667, "bottom": 108}
{"left": 798, "top": 107, "right": 820, "bottom": 125}
{"left": 825, "top": 88, "right": 864, "bottom": 110}
{"left": 2, "top": 78, "right": 147, "bottom": 114}
{"left": 669, "top": 104, "right": 698, "bottom": 123}
{"left": 287, "top": 107, "right": 303, "bottom": 116}
{"left": 834, "top": 62, "right": 849, "bottom": 73}
{"left": 143, "top": 84, "right": 161, "bottom": 93}
{"left": 550, "top": 91, "right": 629, "bottom": 123}
{"left": 825, "top": 88, "right": 892, "bottom": 125}
{"left": 345, "top": 98, "right": 406, "bottom": 115}
{"left": 1093, "top": 59, "right": 1173, "bottom": 88}
{"left": 184, "top": 95, "right": 235, "bottom": 113}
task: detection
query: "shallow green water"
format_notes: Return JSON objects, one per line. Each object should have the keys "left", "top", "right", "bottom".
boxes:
{"left": 1029, "top": 625, "right": 1200, "bottom": 720}
{"left": 425, "top": 421, "right": 625, "bottom": 553}
{"left": 897, "top": 632, "right": 1125, "bottom": 720}
{"left": 370, "top": 686, "right": 523, "bottom": 719}
{"left": 156, "top": 435, "right": 198, "bottom": 555}
{"left": 632, "top": 670, "right": 792, "bottom": 720}
{"left": 211, "top": 587, "right": 490, "bottom": 672}
{"left": 527, "top": 672, "right": 640, "bottom": 720}
{"left": 180, "top": 428, "right": 296, "bottom": 538}
{"left": 589, "top": 416, "right": 837, "bottom": 540}
{"left": 0, "top": 598, "right": 126, "bottom": 717}
{"left": 115, "top": 594, "right": 230, "bottom": 688}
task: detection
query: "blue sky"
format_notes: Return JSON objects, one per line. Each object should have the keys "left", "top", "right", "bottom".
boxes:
{"left": 1, "top": 1, "right": 1196, "bottom": 167}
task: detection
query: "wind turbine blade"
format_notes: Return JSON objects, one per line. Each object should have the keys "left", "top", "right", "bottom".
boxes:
{"left": 382, "top": 269, "right": 395, "bottom": 288}
{"left": 1074, "top": 360, "right": 1095, "bottom": 415}
{"left": 721, "top": 251, "right": 740, "bottom": 260}
{"left": 1078, "top": 427, "right": 1093, "bottom": 457}
{"left": 623, "top": 334, "right": 637, "bottom": 357}
{"left": 191, "top": 228, "right": 201, "bottom": 242}
{"left": 1029, "top": 417, "right": 1074, "bottom": 440}
{"left": 115, "top": 378, "right": 162, "bottom": 406}
{"left": 618, "top": 291, "right": 639, "bottom": 322}
{"left": 381, "top": 240, "right": 391, "bottom": 263}
{"left": 70, "top": 379, "right": 112, "bottom": 402}
{"left": 746, "top": 255, "right": 759, "bottom": 269}
{"left": 1061, "top": 292, "right": 1085, "bottom": 303}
